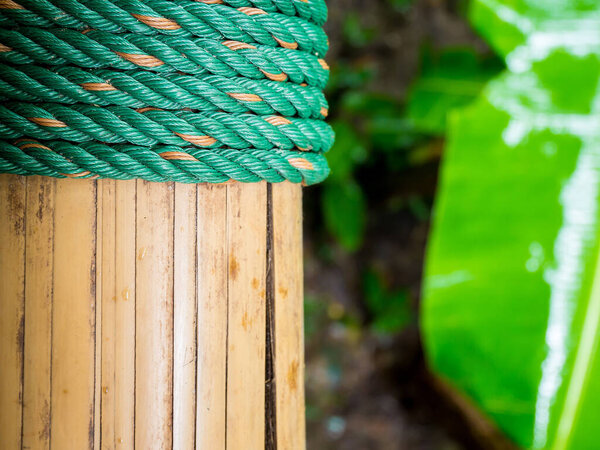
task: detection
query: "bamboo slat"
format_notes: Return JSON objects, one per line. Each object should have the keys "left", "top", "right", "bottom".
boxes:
{"left": 196, "top": 184, "right": 228, "bottom": 450}
{"left": 0, "top": 176, "right": 25, "bottom": 449}
{"left": 273, "top": 182, "right": 306, "bottom": 449}
{"left": 173, "top": 183, "right": 198, "bottom": 449}
{"left": 22, "top": 177, "right": 54, "bottom": 450}
{"left": 113, "top": 180, "right": 137, "bottom": 449}
{"left": 135, "top": 181, "right": 175, "bottom": 449}
{"left": 100, "top": 179, "right": 116, "bottom": 449}
{"left": 51, "top": 179, "right": 98, "bottom": 448}
{"left": 0, "top": 175, "right": 305, "bottom": 450}
{"left": 226, "top": 182, "right": 267, "bottom": 450}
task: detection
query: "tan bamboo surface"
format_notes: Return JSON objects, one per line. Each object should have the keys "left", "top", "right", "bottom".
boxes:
{"left": 0, "top": 175, "right": 305, "bottom": 450}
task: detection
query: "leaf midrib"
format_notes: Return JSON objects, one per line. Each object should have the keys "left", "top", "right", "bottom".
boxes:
{"left": 553, "top": 240, "right": 600, "bottom": 449}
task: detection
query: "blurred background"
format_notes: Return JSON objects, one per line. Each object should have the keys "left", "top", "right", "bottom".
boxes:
{"left": 302, "top": 0, "right": 600, "bottom": 449}
{"left": 303, "top": 1, "right": 502, "bottom": 448}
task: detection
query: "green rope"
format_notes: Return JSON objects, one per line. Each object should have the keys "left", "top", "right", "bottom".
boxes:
{"left": 0, "top": 0, "right": 330, "bottom": 184}
{"left": 0, "top": 102, "right": 334, "bottom": 151}
{"left": 1, "top": 139, "right": 329, "bottom": 184}
{"left": 3, "top": 0, "right": 328, "bottom": 28}
{"left": 0, "top": 28, "right": 329, "bottom": 87}
{"left": 0, "top": 65, "right": 328, "bottom": 119}
{"left": 0, "top": 0, "right": 329, "bottom": 56}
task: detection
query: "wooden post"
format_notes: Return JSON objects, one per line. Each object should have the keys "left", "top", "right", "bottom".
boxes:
{"left": 0, "top": 175, "right": 305, "bottom": 449}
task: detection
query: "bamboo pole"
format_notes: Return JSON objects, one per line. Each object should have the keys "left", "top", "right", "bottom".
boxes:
{"left": 0, "top": 175, "right": 305, "bottom": 449}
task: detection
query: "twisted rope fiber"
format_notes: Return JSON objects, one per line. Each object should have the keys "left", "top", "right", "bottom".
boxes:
{"left": 0, "top": 27, "right": 329, "bottom": 87}
{"left": 0, "top": 0, "right": 331, "bottom": 184}
{"left": 0, "top": 139, "right": 329, "bottom": 184}
{"left": 0, "top": 0, "right": 329, "bottom": 57}
{"left": 0, "top": 0, "right": 328, "bottom": 27}
{"left": 0, "top": 64, "right": 329, "bottom": 118}
{"left": 0, "top": 102, "right": 334, "bottom": 151}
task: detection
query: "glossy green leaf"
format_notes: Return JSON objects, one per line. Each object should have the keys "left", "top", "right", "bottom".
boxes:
{"left": 422, "top": 1, "right": 600, "bottom": 449}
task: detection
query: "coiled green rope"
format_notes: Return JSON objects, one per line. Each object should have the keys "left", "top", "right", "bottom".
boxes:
{"left": 0, "top": 0, "right": 331, "bottom": 184}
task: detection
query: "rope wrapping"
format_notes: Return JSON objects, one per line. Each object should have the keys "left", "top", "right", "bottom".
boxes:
{"left": 0, "top": 0, "right": 330, "bottom": 184}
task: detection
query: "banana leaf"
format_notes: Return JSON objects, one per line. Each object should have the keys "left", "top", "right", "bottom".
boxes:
{"left": 421, "top": 0, "right": 600, "bottom": 448}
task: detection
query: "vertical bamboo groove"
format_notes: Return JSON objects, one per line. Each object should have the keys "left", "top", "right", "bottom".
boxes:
{"left": 0, "top": 176, "right": 305, "bottom": 450}
{"left": 0, "top": 176, "right": 25, "bottom": 450}
{"left": 95, "top": 181, "right": 104, "bottom": 450}
{"left": 100, "top": 180, "right": 116, "bottom": 449}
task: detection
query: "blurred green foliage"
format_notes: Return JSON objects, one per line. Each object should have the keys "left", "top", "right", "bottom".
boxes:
{"left": 322, "top": 30, "right": 501, "bottom": 254}
{"left": 386, "top": 0, "right": 413, "bottom": 13}
{"left": 305, "top": 3, "right": 507, "bottom": 445}
{"left": 342, "top": 12, "right": 377, "bottom": 47}
{"left": 364, "top": 268, "right": 411, "bottom": 334}
{"left": 314, "top": 1, "right": 503, "bottom": 337}
{"left": 322, "top": 178, "right": 367, "bottom": 251}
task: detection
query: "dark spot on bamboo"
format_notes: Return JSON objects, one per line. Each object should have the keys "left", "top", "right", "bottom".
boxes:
{"left": 88, "top": 404, "right": 95, "bottom": 449}
{"left": 16, "top": 314, "right": 24, "bottom": 355}
{"left": 229, "top": 255, "right": 239, "bottom": 280}
{"left": 287, "top": 360, "right": 299, "bottom": 392}
{"left": 7, "top": 178, "right": 25, "bottom": 234}
{"left": 241, "top": 311, "right": 251, "bottom": 331}
{"left": 37, "top": 181, "right": 50, "bottom": 221}
{"left": 40, "top": 400, "right": 51, "bottom": 440}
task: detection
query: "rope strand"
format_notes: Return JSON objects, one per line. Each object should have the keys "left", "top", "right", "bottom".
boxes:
{"left": 2, "top": 0, "right": 328, "bottom": 27}
{"left": 0, "top": 64, "right": 328, "bottom": 118}
{"left": 1, "top": 139, "right": 329, "bottom": 184}
{"left": 0, "top": 0, "right": 328, "bottom": 56}
{"left": 0, "top": 27, "right": 329, "bottom": 87}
